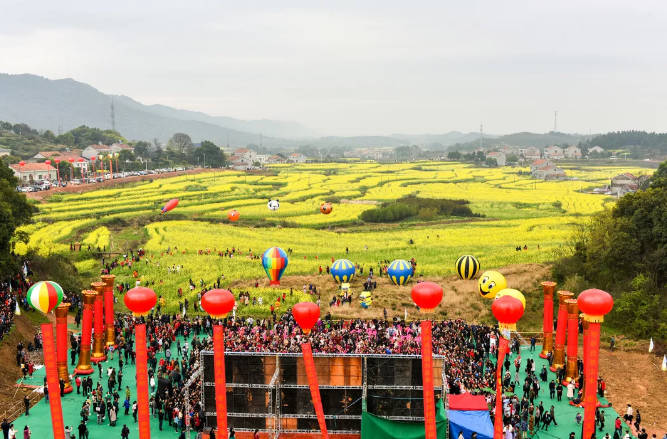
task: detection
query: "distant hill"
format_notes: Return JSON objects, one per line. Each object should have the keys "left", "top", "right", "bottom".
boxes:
{"left": 0, "top": 74, "right": 308, "bottom": 147}
{"left": 448, "top": 131, "right": 594, "bottom": 151}
{"left": 389, "top": 131, "right": 499, "bottom": 146}
{"left": 314, "top": 136, "right": 407, "bottom": 148}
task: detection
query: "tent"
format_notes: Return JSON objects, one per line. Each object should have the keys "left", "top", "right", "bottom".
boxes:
{"left": 447, "top": 394, "right": 493, "bottom": 439}
{"left": 361, "top": 399, "right": 447, "bottom": 439}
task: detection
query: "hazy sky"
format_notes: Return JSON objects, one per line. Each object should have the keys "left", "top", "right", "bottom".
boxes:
{"left": 3, "top": 0, "right": 666, "bottom": 136}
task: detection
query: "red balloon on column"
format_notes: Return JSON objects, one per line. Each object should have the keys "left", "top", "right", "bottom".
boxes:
{"left": 124, "top": 287, "right": 157, "bottom": 439}
{"left": 293, "top": 302, "right": 328, "bottom": 439}
{"left": 200, "top": 289, "right": 235, "bottom": 439}
{"left": 411, "top": 282, "right": 443, "bottom": 439}
{"left": 577, "top": 289, "right": 613, "bottom": 439}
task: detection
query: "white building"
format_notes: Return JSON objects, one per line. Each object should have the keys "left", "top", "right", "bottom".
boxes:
{"left": 523, "top": 147, "right": 541, "bottom": 160}
{"left": 564, "top": 146, "right": 582, "bottom": 159}
{"left": 233, "top": 148, "right": 257, "bottom": 162}
{"left": 110, "top": 142, "right": 134, "bottom": 154}
{"left": 486, "top": 151, "right": 506, "bottom": 166}
{"left": 0, "top": 148, "right": 11, "bottom": 157}
{"left": 10, "top": 163, "right": 57, "bottom": 182}
{"left": 288, "top": 153, "right": 307, "bottom": 163}
{"left": 589, "top": 146, "right": 605, "bottom": 154}
{"left": 543, "top": 145, "right": 565, "bottom": 159}
{"left": 255, "top": 155, "right": 269, "bottom": 164}
{"left": 82, "top": 144, "right": 114, "bottom": 159}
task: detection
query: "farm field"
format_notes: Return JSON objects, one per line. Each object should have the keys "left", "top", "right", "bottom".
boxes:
{"left": 14, "top": 161, "right": 652, "bottom": 316}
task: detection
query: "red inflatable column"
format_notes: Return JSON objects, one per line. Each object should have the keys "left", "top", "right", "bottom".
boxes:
{"left": 581, "top": 314, "right": 589, "bottom": 394}
{"left": 494, "top": 338, "right": 509, "bottom": 439}
{"left": 578, "top": 289, "right": 613, "bottom": 439}
{"left": 74, "top": 290, "right": 96, "bottom": 375}
{"left": 55, "top": 303, "right": 73, "bottom": 393}
{"left": 90, "top": 282, "right": 107, "bottom": 363}
{"left": 564, "top": 299, "right": 579, "bottom": 385}
{"left": 135, "top": 323, "right": 151, "bottom": 439}
{"left": 550, "top": 291, "right": 573, "bottom": 372}
{"left": 539, "top": 282, "right": 556, "bottom": 359}
{"left": 42, "top": 322, "right": 66, "bottom": 439}
{"left": 102, "top": 275, "right": 117, "bottom": 348}
{"left": 213, "top": 325, "right": 229, "bottom": 439}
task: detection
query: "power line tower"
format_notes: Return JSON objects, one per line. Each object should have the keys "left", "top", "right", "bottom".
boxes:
{"left": 553, "top": 111, "right": 557, "bottom": 132}
{"left": 479, "top": 124, "right": 483, "bottom": 150}
{"left": 227, "top": 130, "right": 230, "bottom": 149}
{"left": 110, "top": 96, "right": 116, "bottom": 131}
{"left": 260, "top": 133, "right": 263, "bottom": 148}
{"left": 57, "top": 122, "right": 63, "bottom": 136}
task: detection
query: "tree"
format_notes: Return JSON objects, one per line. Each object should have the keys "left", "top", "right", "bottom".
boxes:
{"left": 447, "top": 151, "right": 462, "bottom": 160}
{"left": 42, "top": 130, "right": 56, "bottom": 143}
{"left": 0, "top": 160, "right": 35, "bottom": 275}
{"left": 506, "top": 154, "right": 519, "bottom": 163}
{"left": 55, "top": 132, "right": 75, "bottom": 147}
{"left": 189, "top": 140, "right": 225, "bottom": 168}
{"left": 485, "top": 157, "right": 498, "bottom": 167}
{"left": 133, "top": 141, "right": 151, "bottom": 159}
{"left": 118, "top": 149, "right": 135, "bottom": 164}
{"left": 167, "top": 133, "right": 194, "bottom": 154}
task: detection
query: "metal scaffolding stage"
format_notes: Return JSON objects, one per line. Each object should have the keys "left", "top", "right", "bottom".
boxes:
{"left": 200, "top": 351, "right": 447, "bottom": 437}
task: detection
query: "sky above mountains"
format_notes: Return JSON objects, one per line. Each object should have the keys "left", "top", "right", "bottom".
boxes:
{"left": 2, "top": 0, "right": 666, "bottom": 136}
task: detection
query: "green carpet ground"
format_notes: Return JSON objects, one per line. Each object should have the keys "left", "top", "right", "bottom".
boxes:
{"left": 10, "top": 342, "right": 629, "bottom": 439}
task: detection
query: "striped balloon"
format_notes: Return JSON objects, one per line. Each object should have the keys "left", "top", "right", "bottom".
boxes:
{"left": 27, "top": 281, "right": 64, "bottom": 314}
{"left": 262, "top": 247, "right": 289, "bottom": 284}
{"left": 330, "top": 259, "right": 356, "bottom": 282}
{"left": 456, "top": 255, "right": 480, "bottom": 280}
{"left": 388, "top": 260, "right": 413, "bottom": 286}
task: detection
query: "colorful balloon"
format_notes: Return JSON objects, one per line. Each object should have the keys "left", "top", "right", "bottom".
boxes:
{"left": 262, "top": 247, "right": 288, "bottom": 285}
{"left": 388, "top": 260, "right": 413, "bottom": 285}
{"left": 267, "top": 199, "right": 280, "bottom": 211}
{"left": 330, "top": 259, "right": 356, "bottom": 282}
{"left": 320, "top": 202, "right": 333, "bottom": 215}
{"left": 456, "top": 255, "right": 480, "bottom": 280}
{"left": 495, "top": 288, "right": 526, "bottom": 309}
{"left": 27, "top": 281, "right": 64, "bottom": 314}
{"left": 161, "top": 198, "right": 179, "bottom": 213}
{"left": 228, "top": 210, "right": 240, "bottom": 222}
{"left": 478, "top": 271, "right": 507, "bottom": 299}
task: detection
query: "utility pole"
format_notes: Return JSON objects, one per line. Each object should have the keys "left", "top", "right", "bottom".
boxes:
{"left": 554, "top": 111, "right": 557, "bottom": 132}
{"left": 111, "top": 96, "right": 116, "bottom": 131}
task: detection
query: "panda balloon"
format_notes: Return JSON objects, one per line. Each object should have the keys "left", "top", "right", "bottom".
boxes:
{"left": 268, "top": 199, "right": 280, "bottom": 211}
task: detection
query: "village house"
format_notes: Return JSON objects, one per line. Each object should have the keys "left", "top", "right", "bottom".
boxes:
{"left": 500, "top": 146, "right": 519, "bottom": 157}
{"left": 10, "top": 163, "right": 57, "bottom": 182}
{"left": 288, "top": 153, "right": 307, "bottom": 163}
{"left": 588, "top": 146, "right": 605, "bottom": 155}
{"left": 486, "top": 151, "right": 506, "bottom": 166}
{"left": 267, "top": 155, "right": 286, "bottom": 164}
{"left": 81, "top": 143, "right": 114, "bottom": 159}
{"left": 233, "top": 148, "right": 257, "bottom": 162}
{"left": 0, "top": 147, "right": 11, "bottom": 156}
{"left": 543, "top": 145, "right": 565, "bottom": 159}
{"left": 529, "top": 159, "right": 554, "bottom": 175}
{"left": 610, "top": 173, "right": 649, "bottom": 195}
{"left": 522, "top": 147, "right": 541, "bottom": 160}
{"left": 110, "top": 142, "right": 135, "bottom": 154}
{"left": 255, "top": 155, "right": 269, "bottom": 164}
{"left": 533, "top": 165, "right": 567, "bottom": 181}
{"left": 564, "top": 146, "right": 582, "bottom": 159}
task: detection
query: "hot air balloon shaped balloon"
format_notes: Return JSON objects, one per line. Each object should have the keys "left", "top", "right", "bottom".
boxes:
{"left": 228, "top": 210, "right": 240, "bottom": 222}
{"left": 262, "top": 247, "right": 288, "bottom": 285}
{"left": 27, "top": 281, "right": 64, "bottom": 314}
{"left": 320, "top": 202, "right": 333, "bottom": 215}
{"left": 388, "top": 260, "right": 413, "bottom": 285}
{"left": 161, "top": 198, "right": 179, "bottom": 213}
{"left": 455, "top": 255, "right": 480, "bottom": 280}
{"left": 495, "top": 288, "right": 526, "bottom": 309}
{"left": 293, "top": 302, "right": 320, "bottom": 334}
{"left": 330, "top": 259, "right": 356, "bottom": 282}
{"left": 268, "top": 199, "right": 280, "bottom": 211}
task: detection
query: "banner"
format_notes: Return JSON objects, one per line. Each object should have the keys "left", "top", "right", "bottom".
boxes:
{"left": 135, "top": 324, "right": 151, "bottom": 439}
{"left": 41, "top": 323, "right": 65, "bottom": 439}
{"left": 302, "top": 342, "right": 329, "bottom": 439}
{"left": 103, "top": 281, "right": 115, "bottom": 346}
{"left": 494, "top": 337, "right": 509, "bottom": 439}
{"left": 213, "top": 325, "right": 228, "bottom": 439}
{"left": 421, "top": 320, "right": 437, "bottom": 439}
{"left": 583, "top": 323, "right": 600, "bottom": 439}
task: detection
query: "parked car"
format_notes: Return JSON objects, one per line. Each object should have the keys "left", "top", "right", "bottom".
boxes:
{"left": 29, "top": 185, "right": 42, "bottom": 192}
{"left": 71, "top": 179, "right": 81, "bottom": 185}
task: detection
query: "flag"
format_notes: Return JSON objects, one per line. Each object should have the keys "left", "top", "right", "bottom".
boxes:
{"left": 404, "top": 308, "right": 407, "bottom": 321}
{"left": 662, "top": 355, "right": 667, "bottom": 371}
{"left": 649, "top": 338, "right": 654, "bottom": 353}
{"left": 15, "top": 301, "right": 21, "bottom": 316}
{"left": 182, "top": 306, "right": 186, "bottom": 317}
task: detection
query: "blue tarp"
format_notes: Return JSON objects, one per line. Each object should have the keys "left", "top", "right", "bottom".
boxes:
{"left": 447, "top": 409, "right": 494, "bottom": 439}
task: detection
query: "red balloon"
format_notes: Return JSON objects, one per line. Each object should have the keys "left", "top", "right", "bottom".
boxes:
{"left": 411, "top": 281, "right": 443, "bottom": 312}
{"left": 78, "top": 158, "right": 85, "bottom": 162}
{"left": 44, "top": 160, "right": 51, "bottom": 165}
{"left": 578, "top": 289, "right": 613, "bottom": 321}
{"left": 492, "top": 295, "right": 524, "bottom": 325}
{"left": 201, "top": 289, "right": 235, "bottom": 318}
{"left": 124, "top": 287, "right": 157, "bottom": 317}
{"left": 228, "top": 210, "right": 240, "bottom": 222}
{"left": 90, "top": 156, "right": 96, "bottom": 162}
{"left": 54, "top": 159, "right": 61, "bottom": 164}
{"left": 68, "top": 158, "right": 75, "bottom": 163}
{"left": 293, "top": 302, "right": 320, "bottom": 334}
{"left": 19, "top": 161, "right": 25, "bottom": 166}
{"left": 161, "top": 198, "right": 179, "bottom": 213}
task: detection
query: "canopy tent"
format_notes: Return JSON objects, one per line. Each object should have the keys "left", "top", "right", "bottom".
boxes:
{"left": 361, "top": 399, "right": 447, "bottom": 439}
{"left": 446, "top": 393, "right": 493, "bottom": 439}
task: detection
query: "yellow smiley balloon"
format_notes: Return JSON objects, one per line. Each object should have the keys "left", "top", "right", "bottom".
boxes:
{"left": 495, "top": 288, "right": 526, "bottom": 309}
{"left": 478, "top": 271, "right": 507, "bottom": 299}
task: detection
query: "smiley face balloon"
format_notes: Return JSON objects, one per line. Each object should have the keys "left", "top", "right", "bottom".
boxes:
{"left": 478, "top": 271, "right": 507, "bottom": 299}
